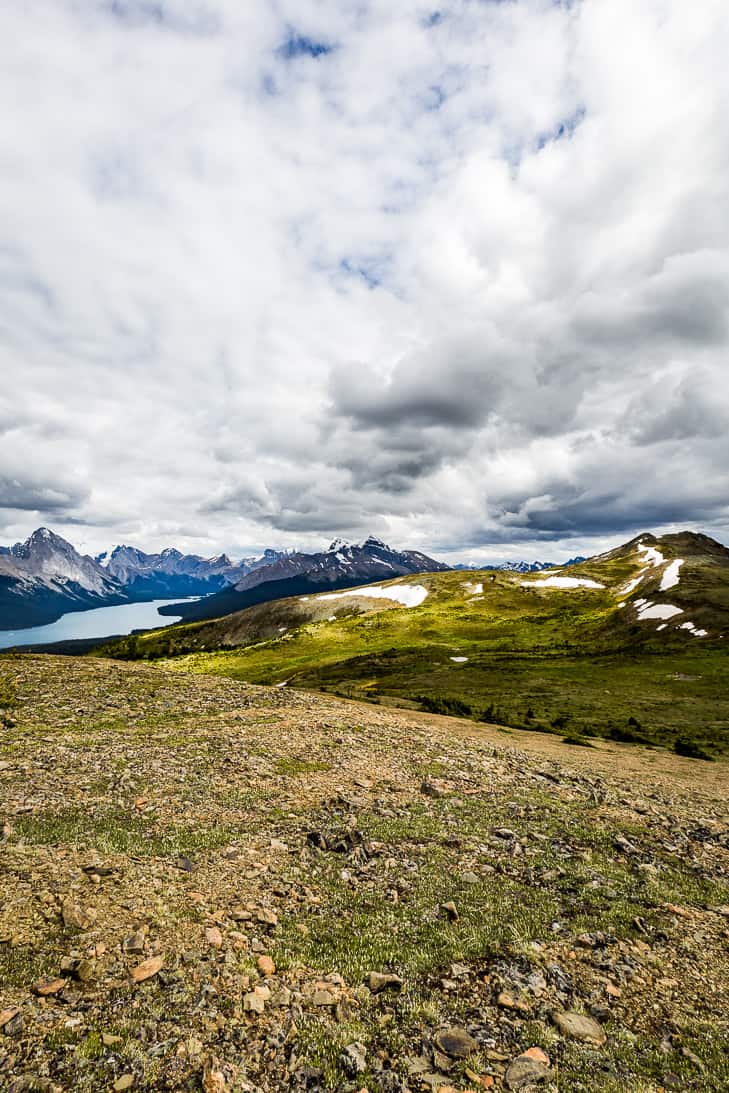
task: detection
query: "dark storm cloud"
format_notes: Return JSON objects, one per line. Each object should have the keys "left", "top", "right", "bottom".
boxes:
{"left": 0, "top": 476, "right": 89, "bottom": 514}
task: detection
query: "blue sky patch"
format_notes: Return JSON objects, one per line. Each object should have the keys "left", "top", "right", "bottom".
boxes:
{"left": 278, "top": 32, "right": 334, "bottom": 60}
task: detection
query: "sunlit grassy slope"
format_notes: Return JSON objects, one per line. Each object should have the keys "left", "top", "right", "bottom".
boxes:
{"left": 97, "top": 532, "right": 729, "bottom": 756}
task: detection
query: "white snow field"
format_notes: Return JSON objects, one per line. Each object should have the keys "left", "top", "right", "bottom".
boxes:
{"left": 637, "top": 542, "right": 665, "bottom": 567}
{"left": 636, "top": 602, "right": 683, "bottom": 621}
{"left": 522, "top": 576, "right": 605, "bottom": 590}
{"left": 318, "top": 584, "right": 429, "bottom": 608}
{"left": 659, "top": 559, "right": 684, "bottom": 591}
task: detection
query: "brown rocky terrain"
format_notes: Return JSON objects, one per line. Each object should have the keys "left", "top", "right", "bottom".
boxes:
{"left": 0, "top": 655, "right": 728, "bottom": 1092}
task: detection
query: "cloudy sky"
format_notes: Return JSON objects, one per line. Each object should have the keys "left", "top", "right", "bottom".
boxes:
{"left": 2, "top": 0, "right": 728, "bottom": 564}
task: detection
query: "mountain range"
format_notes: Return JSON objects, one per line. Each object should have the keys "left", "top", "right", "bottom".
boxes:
{"left": 453, "top": 557, "right": 587, "bottom": 573}
{"left": 157, "top": 536, "right": 451, "bottom": 623}
{"left": 0, "top": 529, "right": 450, "bottom": 631}
{"left": 0, "top": 529, "right": 287, "bottom": 630}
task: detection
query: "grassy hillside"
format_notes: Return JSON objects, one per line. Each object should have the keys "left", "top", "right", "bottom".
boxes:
{"left": 97, "top": 532, "right": 729, "bottom": 757}
{"left": 1, "top": 655, "right": 728, "bottom": 1091}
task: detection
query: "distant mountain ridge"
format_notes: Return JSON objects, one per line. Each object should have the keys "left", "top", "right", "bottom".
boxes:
{"left": 453, "top": 557, "right": 587, "bottom": 573}
{"left": 158, "top": 536, "right": 451, "bottom": 623}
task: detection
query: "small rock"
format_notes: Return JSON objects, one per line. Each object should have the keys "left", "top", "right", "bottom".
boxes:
{"left": 497, "top": 990, "right": 530, "bottom": 1013}
{"left": 2, "top": 1011, "right": 24, "bottom": 1037}
{"left": 434, "top": 1027, "right": 479, "bottom": 1059}
{"left": 257, "top": 955, "right": 275, "bottom": 976}
{"left": 102, "top": 1033, "right": 123, "bottom": 1046}
{"left": 114, "top": 1077, "right": 135, "bottom": 1092}
{"left": 202, "top": 1058, "right": 228, "bottom": 1093}
{"left": 342, "top": 1041, "right": 368, "bottom": 1075}
{"left": 442, "top": 901, "right": 459, "bottom": 922}
{"left": 505, "top": 1052, "right": 550, "bottom": 1090}
{"left": 123, "top": 930, "right": 146, "bottom": 955}
{"left": 461, "top": 872, "right": 479, "bottom": 885}
{"left": 205, "top": 926, "right": 223, "bottom": 948}
{"left": 61, "top": 902, "right": 94, "bottom": 931}
{"left": 0, "top": 1007, "right": 20, "bottom": 1028}
{"left": 421, "top": 778, "right": 449, "bottom": 798}
{"left": 368, "top": 971, "right": 403, "bottom": 993}
{"left": 257, "top": 908, "right": 278, "bottom": 926}
{"left": 131, "top": 956, "right": 163, "bottom": 983}
{"left": 313, "top": 989, "right": 336, "bottom": 1006}
{"left": 552, "top": 1011, "right": 606, "bottom": 1046}
{"left": 271, "top": 986, "right": 292, "bottom": 1007}
{"left": 74, "top": 959, "right": 95, "bottom": 983}
{"left": 243, "top": 990, "right": 265, "bottom": 1014}
{"left": 521, "top": 1048, "right": 549, "bottom": 1066}
{"left": 32, "top": 977, "right": 66, "bottom": 997}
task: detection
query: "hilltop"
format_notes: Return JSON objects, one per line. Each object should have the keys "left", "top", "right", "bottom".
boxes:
{"left": 0, "top": 654, "right": 727, "bottom": 1091}
{"left": 99, "top": 531, "right": 729, "bottom": 758}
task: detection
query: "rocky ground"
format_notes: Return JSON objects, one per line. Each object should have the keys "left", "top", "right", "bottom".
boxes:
{"left": 0, "top": 655, "right": 728, "bottom": 1093}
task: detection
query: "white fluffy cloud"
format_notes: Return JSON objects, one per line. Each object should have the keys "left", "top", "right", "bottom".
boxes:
{"left": 1, "top": 0, "right": 728, "bottom": 563}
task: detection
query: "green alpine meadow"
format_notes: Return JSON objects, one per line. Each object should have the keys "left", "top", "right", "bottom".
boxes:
{"left": 98, "top": 532, "right": 729, "bottom": 759}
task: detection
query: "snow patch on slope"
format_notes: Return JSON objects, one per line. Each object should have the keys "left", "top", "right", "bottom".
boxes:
{"left": 680, "top": 621, "right": 708, "bottom": 637}
{"left": 636, "top": 602, "right": 683, "bottom": 621}
{"left": 318, "top": 584, "right": 429, "bottom": 608}
{"left": 522, "top": 576, "right": 605, "bottom": 590}
{"left": 660, "top": 559, "right": 684, "bottom": 591}
{"left": 637, "top": 542, "right": 665, "bottom": 567}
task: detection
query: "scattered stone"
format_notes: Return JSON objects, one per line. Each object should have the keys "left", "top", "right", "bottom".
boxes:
{"left": 342, "top": 1041, "right": 368, "bottom": 1075}
{"left": 123, "top": 930, "right": 146, "bottom": 955}
{"left": 497, "top": 990, "right": 530, "bottom": 1013}
{"left": 257, "top": 954, "right": 275, "bottom": 976}
{"left": 61, "top": 901, "right": 94, "bottom": 931}
{"left": 0, "top": 1007, "right": 20, "bottom": 1029}
{"left": 243, "top": 990, "right": 265, "bottom": 1014}
{"left": 505, "top": 1050, "right": 550, "bottom": 1090}
{"left": 492, "top": 827, "right": 516, "bottom": 839}
{"left": 434, "top": 1027, "right": 479, "bottom": 1059}
{"left": 461, "top": 871, "right": 479, "bottom": 885}
{"left": 74, "top": 959, "right": 95, "bottom": 983}
{"left": 202, "top": 1057, "right": 228, "bottom": 1093}
{"left": 32, "top": 978, "right": 65, "bottom": 997}
{"left": 102, "top": 1033, "right": 123, "bottom": 1047}
{"left": 270, "top": 986, "right": 292, "bottom": 1007}
{"left": 368, "top": 971, "right": 403, "bottom": 993}
{"left": 256, "top": 908, "right": 278, "bottom": 926}
{"left": 205, "top": 926, "right": 223, "bottom": 948}
{"left": 131, "top": 956, "right": 164, "bottom": 983}
{"left": 421, "top": 778, "right": 449, "bottom": 798}
{"left": 313, "top": 989, "right": 336, "bottom": 1007}
{"left": 521, "top": 1048, "right": 549, "bottom": 1066}
{"left": 113, "top": 1076, "right": 135, "bottom": 1092}
{"left": 552, "top": 1011, "right": 607, "bottom": 1046}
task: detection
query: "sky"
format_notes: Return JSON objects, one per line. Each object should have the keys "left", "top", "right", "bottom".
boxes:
{"left": 1, "top": 0, "right": 728, "bottom": 566}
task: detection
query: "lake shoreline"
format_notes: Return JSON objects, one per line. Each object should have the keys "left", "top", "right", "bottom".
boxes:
{"left": 0, "top": 598, "right": 200, "bottom": 651}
